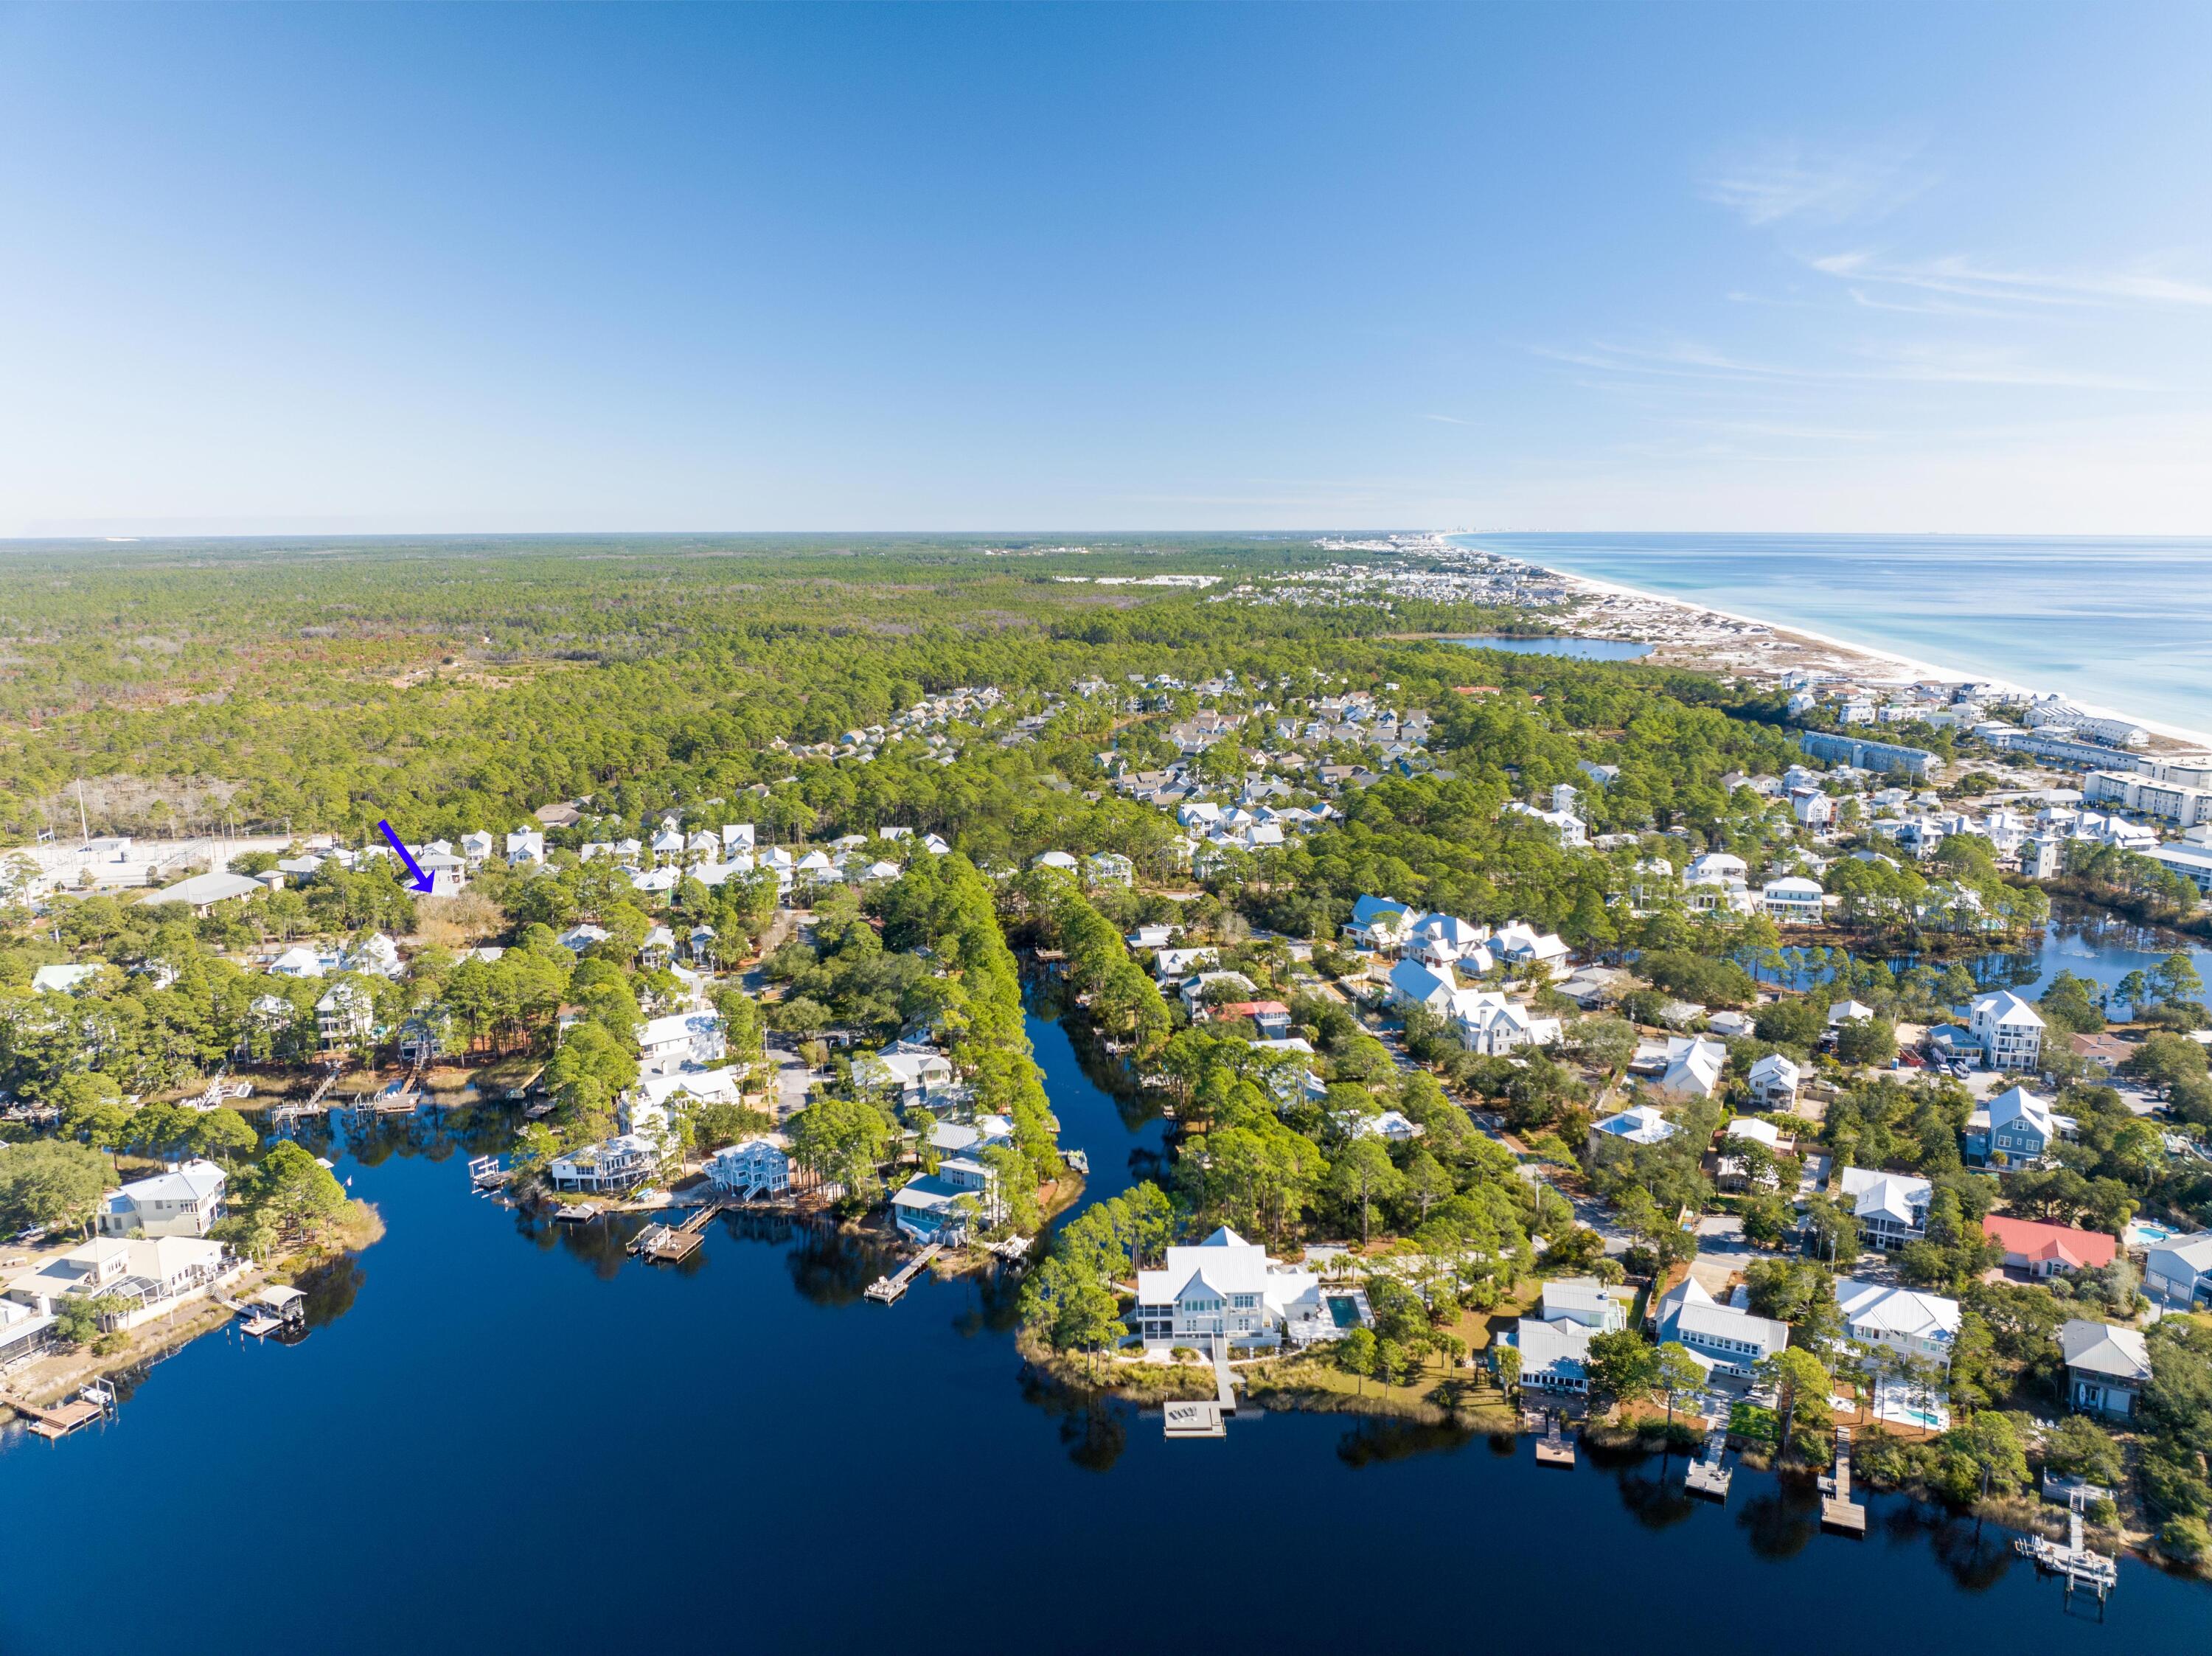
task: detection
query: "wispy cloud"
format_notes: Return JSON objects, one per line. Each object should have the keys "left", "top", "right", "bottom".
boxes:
{"left": 1809, "top": 251, "right": 2212, "bottom": 310}
{"left": 1533, "top": 337, "right": 2146, "bottom": 392}
{"left": 1420, "top": 412, "right": 1472, "bottom": 425}
{"left": 1701, "top": 141, "right": 1927, "bottom": 228}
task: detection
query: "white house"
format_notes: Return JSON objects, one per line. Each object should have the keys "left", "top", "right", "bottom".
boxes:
{"left": 1746, "top": 1052, "right": 1801, "bottom": 1109}
{"left": 30, "top": 964, "right": 100, "bottom": 995}
{"left": 506, "top": 828, "right": 546, "bottom": 866}
{"left": 1588, "top": 1104, "right": 1677, "bottom": 1158}
{"left": 1032, "top": 850, "right": 1080, "bottom": 873}
{"left": 546, "top": 1133, "right": 662, "bottom": 1194}
{"left": 2143, "top": 1234, "right": 2212, "bottom": 1309}
{"left": 853, "top": 1043, "right": 956, "bottom": 1109}
{"left": 315, "top": 980, "right": 375, "bottom": 1051}
{"left": 1540, "top": 1276, "right": 1630, "bottom": 1332}
{"left": 1655, "top": 1276, "right": 1790, "bottom": 1378}
{"left": 1838, "top": 1166, "right": 1932, "bottom": 1250}
{"left": 1131, "top": 1225, "right": 1321, "bottom": 1353}
{"left": 1652, "top": 1036, "right": 1727, "bottom": 1102}
{"left": 1761, "top": 876, "right": 1825, "bottom": 925}
{"left": 1835, "top": 1278, "right": 1960, "bottom": 1368}
{"left": 8, "top": 1236, "right": 239, "bottom": 1332}
{"left": 268, "top": 945, "right": 327, "bottom": 979}
{"left": 705, "top": 1138, "right": 790, "bottom": 1201}
{"left": 2058, "top": 1319, "right": 2152, "bottom": 1419}
{"left": 97, "top": 1160, "right": 226, "bottom": 1239}
{"left": 1969, "top": 990, "right": 2046, "bottom": 1073}
{"left": 1346, "top": 894, "right": 1418, "bottom": 952}
{"left": 891, "top": 1157, "right": 1003, "bottom": 1244}
{"left": 1452, "top": 992, "right": 1564, "bottom": 1057}
{"left": 636, "top": 1011, "right": 727, "bottom": 1076}
{"left": 1492, "top": 921, "right": 1571, "bottom": 978}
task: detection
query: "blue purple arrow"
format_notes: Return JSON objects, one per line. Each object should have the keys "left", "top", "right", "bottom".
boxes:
{"left": 377, "top": 820, "right": 435, "bottom": 893}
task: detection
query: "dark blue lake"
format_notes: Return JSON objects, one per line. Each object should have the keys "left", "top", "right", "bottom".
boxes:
{"left": 1, "top": 1005, "right": 2205, "bottom": 1654}
{"left": 1455, "top": 634, "right": 1654, "bottom": 661}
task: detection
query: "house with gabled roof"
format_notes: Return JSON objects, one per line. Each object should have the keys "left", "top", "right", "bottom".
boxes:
{"left": 1131, "top": 1225, "right": 1321, "bottom": 1353}
{"left": 1983, "top": 1214, "right": 2115, "bottom": 1279}
{"left": 2058, "top": 1319, "right": 2152, "bottom": 1419}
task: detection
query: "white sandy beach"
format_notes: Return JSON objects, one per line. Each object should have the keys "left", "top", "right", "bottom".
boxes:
{"left": 1495, "top": 554, "right": 2212, "bottom": 753}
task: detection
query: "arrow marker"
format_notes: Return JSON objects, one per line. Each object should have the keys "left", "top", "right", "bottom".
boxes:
{"left": 378, "top": 820, "right": 435, "bottom": 893}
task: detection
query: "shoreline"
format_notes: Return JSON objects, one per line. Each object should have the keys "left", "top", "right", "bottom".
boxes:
{"left": 1445, "top": 535, "right": 2212, "bottom": 751}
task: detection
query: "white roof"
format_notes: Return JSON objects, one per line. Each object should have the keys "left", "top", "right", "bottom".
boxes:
{"left": 1839, "top": 1166, "right": 1931, "bottom": 1225}
{"left": 1828, "top": 999, "right": 1876, "bottom": 1024}
{"left": 1512, "top": 1314, "right": 1596, "bottom": 1374}
{"left": 632, "top": 1067, "right": 742, "bottom": 1109}
{"left": 1986, "top": 1085, "right": 2056, "bottom": 1139}
{"left": 1593, "top": 1104, "right": 1677, "bottom": 1145}
{"left": 148, "top": 870, "right": 263, "bottom": 907}
{"left": 1972, "top": 989, "right": 2046, "bottom": 1029}
{"left": 638, "top": 1011, "right": 719, "bottom": 1050}
{"left": 30, "top": 964, "right": 98, "bottom": 993}
{"left": 1725, "top": 1115, "right": 1783, "bottom": 1147}
{"left": 1658, "top": 1276, "right": 1790, "bottom": 1355}
{"left": 112, "top": 1159, "right": 226, "bottom": 1208}
{"left": 1836, "top": 1278, "right": 1960, "bottom": 1342}
{"left": 1745, "top": 1053, "right": 1800, "bottom": 1090}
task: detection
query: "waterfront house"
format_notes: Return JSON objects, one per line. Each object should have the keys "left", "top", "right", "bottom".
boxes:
{"left": 1654, "top": 1276, "right": 1789, "bottom": 1379}
{"left": 891, "top": 1154, "right": 1003, "bottom": 1245}
{"left": 546, "top": 1133, "right": 661, "bottom": 1195}
{"left": 1761, "top": 876, "right": 1825, "bottom": 925}
{"left": 1968, "top": 991, "right": 2045, "bottom": 1074}
{"left": 1745, "top": 1053, "right": 1801, "bottom": 1110}
{"left": 1982, "top": 1214, "right": 2116, "bottom": 1279}
{"left": 314, "top": 980, "right": 375, "bottom": 1052}
{"left": 97, "top": 1159, "right": 226, "bottom": 1239}
{"left": 1839, "top": 1167, "right": 1933, "bottom": 1250}
{"left": 1835, "top": 1278, "right": 1960, "bottom": 1368}
{"left": 2143, "top": 1234, "right": 2212, "bottom": 1308}
{"left": 2057, "top": 1320, "right": 2152, "bottom": 1419}
{"left": 0, "top": 1300, "right": 55, "bottom": 1368}
{"left": 1131, "top": 1225, "right": 1321, "bottom": 1353}
{"left": 8, "top": 1235, "right": 239, "bottom": 1333}
{"left": 1588, "top": 1104, "right": 1677, "bottom": 1158}
{"left": 1964, "top": 1085, "right": 2059, "bottom": 1165}
{"left": 705, "top": 1138, "right": 790, "bottom": 1201}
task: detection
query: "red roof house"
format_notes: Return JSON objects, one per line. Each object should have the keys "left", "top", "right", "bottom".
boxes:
{"left": 1983, "top": 1214, "right": 2117, "bottom": 1278}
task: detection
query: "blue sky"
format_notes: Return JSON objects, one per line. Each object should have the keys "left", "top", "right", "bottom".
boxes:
{"left": 3, "top": 2, "right": 2209, "bottom": 535}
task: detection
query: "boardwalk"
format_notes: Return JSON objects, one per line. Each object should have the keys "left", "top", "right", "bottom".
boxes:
{"left": 4, "top": 1385, "right": 114, "bottom": 1441}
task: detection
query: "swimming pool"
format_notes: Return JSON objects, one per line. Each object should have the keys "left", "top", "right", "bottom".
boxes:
{"left": 2132, "top": 1222, "right": 2175, "bottom": 1244}
{"left": 1327, "top": 1295, "right": 1363, "bottom": 1329}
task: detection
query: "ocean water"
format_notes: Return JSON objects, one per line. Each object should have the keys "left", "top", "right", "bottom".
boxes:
{"left": 1453, "top": 534, "right": 2212, "bottom": 740}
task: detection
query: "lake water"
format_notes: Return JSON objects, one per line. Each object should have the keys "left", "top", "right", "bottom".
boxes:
{"left": 2, "top": 1002, "right": 2208, "bottom": 1654}
{"left": 1453, "top": 635, "right": 1653, "bottom": 661}
{"left": 1453, "top": 532, "right": 2212, "bottom": 738}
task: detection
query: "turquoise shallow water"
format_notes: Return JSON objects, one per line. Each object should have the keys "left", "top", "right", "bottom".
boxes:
{"left": 1453, "top": 533, "right": 2212, "bottom": 739}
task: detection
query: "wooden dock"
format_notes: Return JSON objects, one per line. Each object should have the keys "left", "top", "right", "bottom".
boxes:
{"left": 631, "top": 1200, "right": 727, "bottom": 1263}
{"left": 468, "top": 1154, "right": 509, "bottom": 1191}
{"left": 2015, "top": 1510, "right": 2118, "bottom": 1601}
{"left": 552, "top": 1203, "right": 601, "bottom": 1223}
{"left": 1164, "top": 1399, "right": 1226, "bottom": 1438}
{"left": 6, "top": 1384, "right": 115, "bottom": 1441}
{"left": 1820, "top": 1428, "right": 1868, "bottom": 1534}
{"left": 1685, "top": 1428, "right": 1733, "bottom": 1501}
{"left": 1534, "top": 1412, "right": 1576, "bottom": 1468}
{"left": 865, "top": 1242, "right": 944, "bottom": 1303}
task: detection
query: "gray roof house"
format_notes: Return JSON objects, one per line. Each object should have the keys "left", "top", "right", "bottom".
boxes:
{"left": 2058, "top": 1319, "right": 2152, "bottom": 1419}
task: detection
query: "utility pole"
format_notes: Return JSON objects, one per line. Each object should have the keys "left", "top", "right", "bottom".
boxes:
{"left": 75, "top": 779, "right": 89, "bottom": 845}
